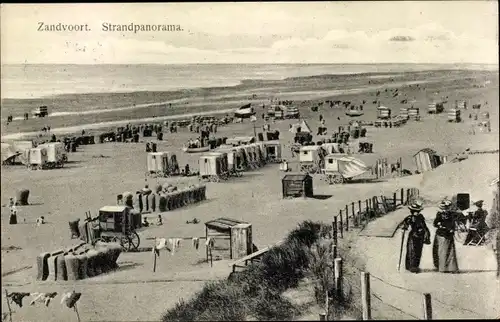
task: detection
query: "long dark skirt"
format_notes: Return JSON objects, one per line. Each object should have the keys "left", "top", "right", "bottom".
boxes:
{"left": 432, "top": 235, "right": 459, "bottom": 273}
{"left": 405, "top": 235, "right": 424, "bottom": 272}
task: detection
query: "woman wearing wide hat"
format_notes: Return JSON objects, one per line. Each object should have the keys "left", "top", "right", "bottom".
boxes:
{"left": 432, "top": 199, "right": 459, "bottom": 273}
{"left": 400, "top": 200, "right": 431, "bottom": 273}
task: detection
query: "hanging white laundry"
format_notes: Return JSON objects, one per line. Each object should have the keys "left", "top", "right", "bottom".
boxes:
{"left": 156, "top": 238, "right": 167, "bottom": 250}
{"left": 192, "top": 237, "right": 200, "bottom": 250}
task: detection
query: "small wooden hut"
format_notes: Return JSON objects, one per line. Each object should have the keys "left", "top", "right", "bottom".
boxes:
{"left": 282, "top": 173, "right": 314, "bottom": 198}
{"left": 205, "top": 218, "right": 252, "bottom": 260}
{"left": 413, "top": 148, "right": 442, "bottom": 173}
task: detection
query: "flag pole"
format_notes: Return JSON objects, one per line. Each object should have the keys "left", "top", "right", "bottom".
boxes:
{"left": 74, "top": 303, "right": 81, "bottom": 322}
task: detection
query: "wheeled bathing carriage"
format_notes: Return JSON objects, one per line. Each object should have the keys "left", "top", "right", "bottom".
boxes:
{"left": 199, "top": 153, "right": 230, "bottom": 182}
{"left": 322, "top": 154, "right": 370, "bottom": 185}
{"left": 298, "top": 145, "right": 324, "bottom": 174}
{"left": 94, "top": 206, "right": 141, "bottom": 252}
{"left": 146, "top": 152, "right": 180, "bottom": 178}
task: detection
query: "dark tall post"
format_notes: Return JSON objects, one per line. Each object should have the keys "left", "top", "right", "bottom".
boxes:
{"left": 346, "top": 204, "right": 350, "bottom": 226}
{"left": 339, "top": 211, "right": 344, "bottom": 238}
{"left": 422, "top": 293, "right": 433, "bottom": 320}
{"left": 401, "top": 188, "right": 404, "bottom": 206}
{"left": 361, "top": 272, "right": 372, "bottom": 320}
{"left": 333, "top": 217, "right": 338, "bottom": 245}
{"left": 344, "top": 209, "right": 349, "bottom": 231}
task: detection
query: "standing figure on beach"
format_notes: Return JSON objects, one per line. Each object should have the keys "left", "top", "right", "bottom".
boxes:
{"left": 432, "top": 199, "right": 459, "bottom": 273}
{"left": 400, "top": 201, "right": 430, "bottom": 273}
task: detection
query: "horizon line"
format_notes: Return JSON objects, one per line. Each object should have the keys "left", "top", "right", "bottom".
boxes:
{"left": 2, "top": 62, "right": 498, "bottom": 66}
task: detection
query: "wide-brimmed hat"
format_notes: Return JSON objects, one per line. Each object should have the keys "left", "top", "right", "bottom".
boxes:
{"left": 408, "top": 200, "right": 424, "bottom": 212}
{"left": 439, "top": 199, "right": 452, "bottom": 209}
{"left": 473, "top": 200, "right": 484, "bottom": 207}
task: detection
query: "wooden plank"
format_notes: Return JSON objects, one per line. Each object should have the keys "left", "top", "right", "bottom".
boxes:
{"left": 228, "top": 240, "right": 284, "bottom": 267}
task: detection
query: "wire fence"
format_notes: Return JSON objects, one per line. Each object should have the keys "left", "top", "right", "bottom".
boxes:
{"left": 328, "top": 188, "right": 492, "bottom": 320}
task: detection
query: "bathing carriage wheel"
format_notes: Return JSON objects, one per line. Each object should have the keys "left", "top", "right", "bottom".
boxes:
{"left": 327, "top": 173, "right": 344, "bottom": 185}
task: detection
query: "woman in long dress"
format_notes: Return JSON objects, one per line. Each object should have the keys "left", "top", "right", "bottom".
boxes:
{"left": 400, "top": 201, "right": 431, "bottom": 273}
{"left": 432, "top": 199, "right": 459, "bottom": 273}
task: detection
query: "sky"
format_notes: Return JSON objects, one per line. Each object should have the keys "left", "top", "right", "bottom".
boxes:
{"left": 0, "top": 2, "right": 498, "bottom": 64}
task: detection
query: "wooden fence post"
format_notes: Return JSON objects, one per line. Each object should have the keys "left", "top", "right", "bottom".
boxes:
{"left": 422, "top": 293, "right": 432, "bottom": 320}
{"left": 400, "top": 188, "right": 404, "bottom": 206}
{"left": 361, "top": 272, "right": 372, "bottom": 320}
{"left": 344, "top": 208, "right": 349, "bottom": 231}
{"left": 333, "top": 217, "right": 338, "bottom": 245}
{"left": 334, "top": 258, "right": 343, "bottom": 301}
{"left": 393, "top": 192, "right": 397, "bottom": 208}
{"left": 406, "top": 188, "right": 411, "bottom": 205}
{"left": 331, "top": 244, "right": 337, "bottom": 260}
{"left": 339, "top": 211, "right": 344, "bottom": 238}
{"left": 351, "top": 202, "right": 355, "bottom": 222}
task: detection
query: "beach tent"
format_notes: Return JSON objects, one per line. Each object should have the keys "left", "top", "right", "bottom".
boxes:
{"left": 1, "top": 143, "right": 20, "bottom": 164}
{"left": 290, "top": 120, "right": 312, "bottom": 134}
{"left": 413, "top": 148, "right": 442, "bottom": 173}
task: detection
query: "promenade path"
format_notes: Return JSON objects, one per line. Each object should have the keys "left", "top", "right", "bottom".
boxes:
{"left": 354, "top": 206, "right": 499, "bottom": 320}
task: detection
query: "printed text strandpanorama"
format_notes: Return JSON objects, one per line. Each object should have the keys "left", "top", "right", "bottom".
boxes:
{"left": 102, "top": 23, "right": 183, "bottom": 33}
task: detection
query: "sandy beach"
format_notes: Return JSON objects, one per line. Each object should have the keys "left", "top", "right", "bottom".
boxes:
{"left": 1, "top": 67, "right": 499, "bottom": 321}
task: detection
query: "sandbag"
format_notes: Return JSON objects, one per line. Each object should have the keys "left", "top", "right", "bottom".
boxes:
{"left": 65, "top": 254, "right": 80, "bottom": 280}
{"left": 15, "top": 189, "right": 30, "bottom": 205}
{"left": 159, "top": 194, "right": 167, "bottom": 212}
{"left": 56, "top": 255, "right": 67, "bottom": 281}
{"left": 36, "top": 252, "right": 50, "bottom": 281}
{"left": 47, "top": 255, "right": 57, "bottom": 281}
{"left": 76, "top": 254, "right": 89, "bottom": 280}
{"left": 148, "top": 193, "right": 156, "bottom": 212}
{"left": 86, "top": 250, "right": 98, "bottom": 277}
{"left": 133, "top": 193, "right": 143, "bottom": 212}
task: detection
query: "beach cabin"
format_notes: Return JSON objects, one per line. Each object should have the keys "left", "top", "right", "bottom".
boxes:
{"left": 98, "top": 205, "right": 135, "bottom": 233}
{"left": 377, "top": 106, "right": 392, "bottom": 119}
{"left": 205, "top": 218, "right": 253, "bottom": 260}
{"left": 199, "top": 153, "right": 229, "bottom": 181}
{"left": 147, "top": 152, "right": 172, "bottom": 174}
{"left": 285, "top": 106, "right": 300, "bottom": 119}
{"left": 299, "top": 145, "right": 322, "bottom": 163}
{"left": 282, "top": 173, "right": 314, "bottom": 198}
{"left": 215, "top": 147, "right": 238, "bottom": 172}
{"left": 413, "top": 148, "right": 442, "bottom": 173}
{"left": 269, "top": 105, "right": 284, "bottom": 119}
{"left": 38, "top": 142, "right": 66, "bottom": 166}
{"left": 262, "top": 141, "right": 282, "bottom": 163}
{"left": 447, "top": 109, "right": 461, "bottom": 123}
{"left": 28, "top": 147, "right": 48, "bottom": 169}
{"left": 399, "top": 107, "right": 409, "bottom": 120}
{"left": 408, "top": 107, "right": 421, "bottom": 121}
{"left": 428, "top": 102, "right": 444, "bottom": 114}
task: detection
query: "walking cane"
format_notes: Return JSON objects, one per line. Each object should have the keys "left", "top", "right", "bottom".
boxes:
{"left": 398, "top": 229, "right": 406, "bottom": 272}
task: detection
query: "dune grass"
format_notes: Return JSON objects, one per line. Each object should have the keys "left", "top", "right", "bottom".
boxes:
{"left": 161, "top": 220, "right": 327, "bottom": 321}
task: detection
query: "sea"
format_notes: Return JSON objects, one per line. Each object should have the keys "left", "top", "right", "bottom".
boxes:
{"left": 2, "top": 63, "right": 496, "bottom": 100}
